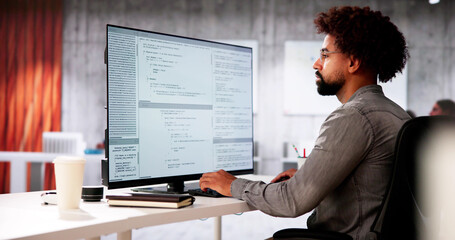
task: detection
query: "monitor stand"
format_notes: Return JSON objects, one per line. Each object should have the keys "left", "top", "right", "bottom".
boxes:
{"left": 131, "top": 180, "right": 200, "bottom": 194}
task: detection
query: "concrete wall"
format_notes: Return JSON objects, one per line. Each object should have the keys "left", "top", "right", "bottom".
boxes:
{"left": 62, "top": 0, "right": 455, "bottom": 175}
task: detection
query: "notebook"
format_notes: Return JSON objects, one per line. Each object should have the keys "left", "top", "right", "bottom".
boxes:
{"left": 106, "top": 193, "right": 195, "bottom": 209}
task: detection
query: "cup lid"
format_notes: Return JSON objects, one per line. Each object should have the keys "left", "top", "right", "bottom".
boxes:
{"left": 53, "top": 156, "right": 86, "bottom": 164}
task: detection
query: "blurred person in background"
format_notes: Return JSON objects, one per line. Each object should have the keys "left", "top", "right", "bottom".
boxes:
{"left": 429, "top": 99, "right": 455, "bottom": 117}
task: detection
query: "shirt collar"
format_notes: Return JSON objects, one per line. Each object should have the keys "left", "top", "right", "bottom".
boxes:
{"left": 347, "top": 84, "right": 384, "bottom": 103}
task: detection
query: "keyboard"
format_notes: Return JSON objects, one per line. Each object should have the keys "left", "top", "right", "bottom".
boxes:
{"left": 188, "top": 188, "right": 224, "bottom": 198}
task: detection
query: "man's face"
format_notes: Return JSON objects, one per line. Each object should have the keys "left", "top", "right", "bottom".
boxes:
{"left": 312, "top": 35, "right": 346, "bottom": 96}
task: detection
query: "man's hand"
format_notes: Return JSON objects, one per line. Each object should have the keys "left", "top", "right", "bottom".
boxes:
{"left": 270, "top": 168, "right": 297, "bottom": 183}
{"left": 199, "top": 169, "right": 237, "bottom": 196}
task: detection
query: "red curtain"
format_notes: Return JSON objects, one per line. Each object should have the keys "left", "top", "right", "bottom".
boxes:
{"left": 0, "top": 0, "right": 62, "bottom": 193}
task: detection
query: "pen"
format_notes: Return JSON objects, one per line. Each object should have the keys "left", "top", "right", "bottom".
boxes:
{"left": 292, "top": 144, "right": 301, "bottom": 157}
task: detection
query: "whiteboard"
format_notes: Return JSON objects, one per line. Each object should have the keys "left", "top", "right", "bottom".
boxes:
{"left": 215, "top": 40, "right": 259, "bottom": 114}
{"left": 283, "top": 41, "right": 408, "bottom": 115}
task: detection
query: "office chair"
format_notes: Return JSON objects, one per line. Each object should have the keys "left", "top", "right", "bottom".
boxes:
{"left": 273, "top": 116, "right": 455, "bottom": 240}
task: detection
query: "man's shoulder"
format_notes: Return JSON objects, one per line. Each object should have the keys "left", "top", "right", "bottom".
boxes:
{"left": 325, "top": 105, "right": 371, "bottom": 128}
{"left": 343, "top": 90, "right": 408, "bottom": 119}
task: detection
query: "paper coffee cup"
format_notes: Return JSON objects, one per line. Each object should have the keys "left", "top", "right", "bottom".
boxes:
{"left": 53, "top": 156, "right": 86, "bottom": 210}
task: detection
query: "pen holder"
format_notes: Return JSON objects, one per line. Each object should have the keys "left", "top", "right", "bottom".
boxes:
{"left": 297, "top": 157, "right": 307, "bottom": 169}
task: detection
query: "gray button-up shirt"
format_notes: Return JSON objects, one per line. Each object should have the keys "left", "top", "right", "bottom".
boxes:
{"left": 231, "top": 85, "right": 410, "bottom": 240}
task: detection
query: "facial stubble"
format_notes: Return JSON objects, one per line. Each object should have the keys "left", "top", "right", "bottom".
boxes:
{"left": 315, "top": 70, "right": 345, "bottom": 96}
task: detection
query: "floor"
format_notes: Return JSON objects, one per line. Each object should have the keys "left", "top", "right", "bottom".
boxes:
{"left": 102, "top": 210, "right": 311, "bottom": 240}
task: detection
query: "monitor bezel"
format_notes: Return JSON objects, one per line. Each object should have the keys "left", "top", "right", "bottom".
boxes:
{"left": 105, "top": 24, "right": 254, "bottom": 190}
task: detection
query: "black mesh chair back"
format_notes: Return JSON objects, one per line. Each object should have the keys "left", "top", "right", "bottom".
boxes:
{"left": 368, "top": 116, "right": 455, "bottom": 240}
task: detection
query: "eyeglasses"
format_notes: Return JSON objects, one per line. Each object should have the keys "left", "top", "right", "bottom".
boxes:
{"left": 319, "top": 50, "right": 341, "bottom": 63}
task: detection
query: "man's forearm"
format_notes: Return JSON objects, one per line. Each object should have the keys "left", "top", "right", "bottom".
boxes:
{"left": 231, "top": 177, "right": 315, "bottom": 217}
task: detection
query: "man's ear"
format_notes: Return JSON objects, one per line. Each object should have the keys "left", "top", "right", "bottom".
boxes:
{"left": 348, "top": 55, "right": 361, "bottom": 74}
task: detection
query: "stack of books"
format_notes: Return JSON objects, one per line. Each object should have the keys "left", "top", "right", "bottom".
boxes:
{"left": 106, "top": 193, "right": 195, "bottom": 209}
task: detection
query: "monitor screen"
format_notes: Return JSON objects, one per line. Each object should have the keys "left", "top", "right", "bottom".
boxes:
{"left": 105, "top": 25, "right": 254, "bottom": 192}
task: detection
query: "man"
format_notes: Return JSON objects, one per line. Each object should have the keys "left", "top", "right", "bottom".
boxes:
{"left": 199, "top": 6, "right": 410, "bottom": 239}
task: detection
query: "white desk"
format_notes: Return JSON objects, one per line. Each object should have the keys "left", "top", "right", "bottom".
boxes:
{"left": 0, "top": 175, "right": 272, "bottom": 240}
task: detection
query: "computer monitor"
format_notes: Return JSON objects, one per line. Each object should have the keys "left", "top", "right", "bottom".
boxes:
{"left": 104, "top": 24, "right": 254, "bottom": 193}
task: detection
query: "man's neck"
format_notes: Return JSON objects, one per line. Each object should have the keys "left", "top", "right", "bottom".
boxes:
{"left": 336, "top": 74, "right": 377, "bottom": 104}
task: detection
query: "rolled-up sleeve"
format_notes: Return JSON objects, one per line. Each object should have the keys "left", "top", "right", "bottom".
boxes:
{"left": 230, "top": 106, "right": 374, "bottom": 217}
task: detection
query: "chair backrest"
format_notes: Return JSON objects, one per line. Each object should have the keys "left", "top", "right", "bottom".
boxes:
{"left": 367, "top": 116, "right": 455, "bottom": 240}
